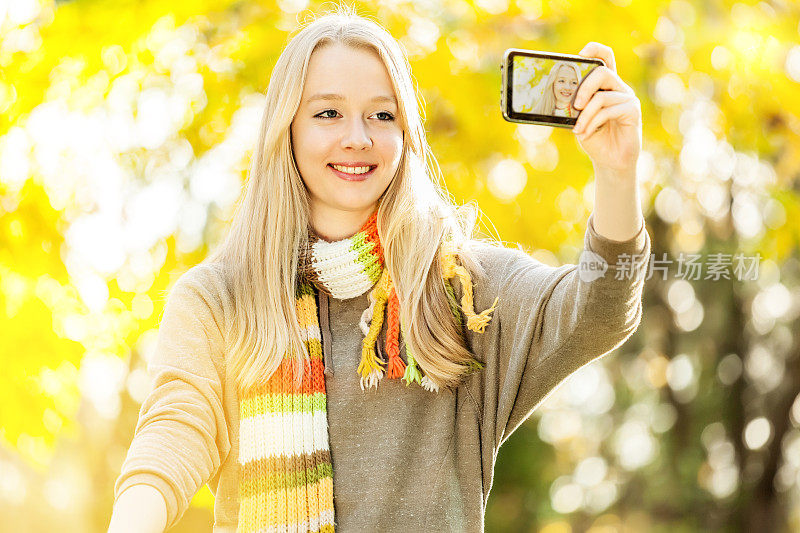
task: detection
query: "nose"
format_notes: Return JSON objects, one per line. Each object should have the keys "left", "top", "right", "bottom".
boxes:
{"left": 340, "top": 117, "right": 372, "bottom": 150}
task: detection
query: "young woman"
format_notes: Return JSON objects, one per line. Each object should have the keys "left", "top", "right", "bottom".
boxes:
{"left": 532, "top": 61, "right": 583, "bottom": 117}
{"left": 109, "top": 7, "right": 648, "bottom": 533}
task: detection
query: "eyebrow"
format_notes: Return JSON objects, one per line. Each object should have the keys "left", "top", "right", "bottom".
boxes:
{"left": 304, "top": 93, "right": 398, "bottom": 105}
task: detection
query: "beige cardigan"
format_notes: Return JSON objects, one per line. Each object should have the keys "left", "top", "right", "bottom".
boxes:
{"left": 114, "top": 213, "right": 650, "bottom": 531}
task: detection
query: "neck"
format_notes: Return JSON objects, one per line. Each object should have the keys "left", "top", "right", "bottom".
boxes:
{"left": 310, "top": 205, "right": 378, "bottom": 242}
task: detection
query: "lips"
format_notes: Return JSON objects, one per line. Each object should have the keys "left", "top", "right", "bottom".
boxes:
{"left": 328, "top": 164, "right": 377, "bottom": 182}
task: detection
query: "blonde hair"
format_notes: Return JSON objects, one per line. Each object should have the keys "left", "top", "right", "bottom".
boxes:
{"left": 204, "top": 3, "right": 496, "bottom": 396}
{"left": 532, "top": 61, "right": 582, "bottom": 115}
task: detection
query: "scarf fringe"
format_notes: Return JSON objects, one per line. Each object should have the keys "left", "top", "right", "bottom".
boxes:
{"left": 401, "top": 342, "right": 423, "bottom": 387}
{"left": 384, "top": 287, "right": 406, "bottom": 379}
{"left": 355, "top": 239, "right": 498, "bottom": 390}
{"left": 441, "top": 240, "right": 500, "bottom": 334}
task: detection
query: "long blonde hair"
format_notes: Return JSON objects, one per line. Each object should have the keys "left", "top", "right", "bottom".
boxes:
{"left": 532, "top": 61, "right": 582, "bottom": 115}
{"left": 204, "top": 4, "right": 495, "bottom": 396}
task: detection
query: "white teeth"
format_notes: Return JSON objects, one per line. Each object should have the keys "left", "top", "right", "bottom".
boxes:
{"left": 331, "top": 164, "right": 372, "bottom": 174}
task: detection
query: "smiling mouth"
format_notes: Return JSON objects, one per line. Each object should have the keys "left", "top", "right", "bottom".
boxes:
{"left": 328, "top": 164, "right": 377, "bottom": 181}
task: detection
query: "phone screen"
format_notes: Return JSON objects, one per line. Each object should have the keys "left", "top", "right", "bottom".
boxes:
{"left": 501, "top": 49, "right": 604, "bottom": 128}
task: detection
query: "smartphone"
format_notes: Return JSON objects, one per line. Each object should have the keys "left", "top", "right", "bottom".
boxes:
{"left": 500, "top": 48, "right": 605, "bottom": 128}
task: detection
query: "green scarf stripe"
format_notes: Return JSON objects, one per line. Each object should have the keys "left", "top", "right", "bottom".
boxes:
{"left": 298, "top": 335, "right": 323, "bottom": 357}
{"left": 241, "top": 392, "right": 328, "bottom": 414}
{"left": 240, "top": 462, "right": 333, "bottom": 497}
{"left": 296, "top": 278, "right": 316, "bottom": 298}
{"left": 349, "top": 232, "right": 382, "bottom": 283}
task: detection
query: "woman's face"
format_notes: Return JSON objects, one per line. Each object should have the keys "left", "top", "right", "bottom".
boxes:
{"left": 553, "top": 66, "right": 579, "bottom": 106}
{"left": 291, "top": 43, "right": 403, "bottom": 228}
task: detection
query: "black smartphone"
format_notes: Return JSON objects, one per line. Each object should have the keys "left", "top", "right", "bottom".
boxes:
{"left": 501, "top": 48, "right": 605, "bottom": 128}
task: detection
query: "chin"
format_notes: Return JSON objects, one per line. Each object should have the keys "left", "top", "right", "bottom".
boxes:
{"left": 326, "top": 194, "right": 382, "bottom": 211}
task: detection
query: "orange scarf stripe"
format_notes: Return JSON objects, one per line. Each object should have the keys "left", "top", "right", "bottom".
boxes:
{"left": 361, "top": 211, "right": 384, "bottom": 269}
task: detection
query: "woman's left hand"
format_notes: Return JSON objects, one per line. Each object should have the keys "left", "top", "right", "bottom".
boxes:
{"left": 572, "top": 42, "right": 641, "bottom": 174}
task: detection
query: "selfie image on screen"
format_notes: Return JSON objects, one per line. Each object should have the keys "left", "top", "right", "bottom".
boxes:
{"left": 511, "top": 56, "right": 597, "bottom": 118}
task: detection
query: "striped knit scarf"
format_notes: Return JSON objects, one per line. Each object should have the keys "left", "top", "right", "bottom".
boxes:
{"left": 236, "top": 210, "right": 499, "bottom": 532}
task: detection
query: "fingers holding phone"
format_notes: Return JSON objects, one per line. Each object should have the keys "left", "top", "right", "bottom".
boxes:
{"left": 501, "top": 44, "right": 642, "bottom": 172}
{"left": 572, "top": 43, "right": 637, "bottom": 140}
{"left": 577, "top": 41, "right": 617, "bottom": 73}
{"left": 571, "top": 67, "right": 635, "bottom": 132}
{"left": 570, "top": 43, "right": 641, "bottom": 171}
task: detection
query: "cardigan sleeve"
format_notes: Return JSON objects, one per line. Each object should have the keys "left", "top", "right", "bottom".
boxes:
{"left": 113, "top": 264, "right": 231, "bottom": 531}
{"left": 462, "top": 213, "right": 651, "bottom": 453}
